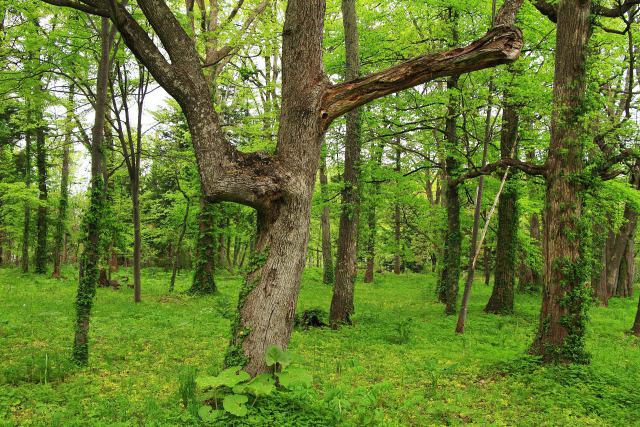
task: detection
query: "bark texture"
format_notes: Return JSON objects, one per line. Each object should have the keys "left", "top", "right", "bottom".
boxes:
{"left": 330, "top": 0, "right": 363, "bottom": 327}
{"left": 319, "top": 148, "right": 334, "bottom": 284}
{"left": 73, "top": 18, "right": 112, "bottom": 365}
{"left": 485, "top": 101, "right": 519, "bottom": 314}
{"left": 34, "top": 125, "right": 48, "bottom": 274}
{"left": 52, "top": 91, "right": 72, "bottom": 278}
{"left": 531, "top": 0, "right": 591, "bottom": 363}
{"left": 438, "top": 76, "right": 461, "bottom": 315}
{"left": 21, "top": 132, "right": 31, "bottom": 273}
{"left": 190, "top": 198, "right": 217, "bottom": 294}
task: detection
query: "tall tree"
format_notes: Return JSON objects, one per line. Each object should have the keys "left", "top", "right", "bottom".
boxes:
{"left": 73, "top": 18, "right": 113, "bottom": 364}
{"left": 319, "top": 144, "right": 334, "bottom": 284}
{"left": 330, "top": 0, "right": 363, "bottom": 327}
{"left": 44, "top": 0, "right": 525, "bottom": 375}
{"left": 189, "top": 197, "right": 217, "bottom": 294}
{"left": 530, "top": 0, "right": 592, "bottom": 363}
{"left": 21, "top": 130, "right": 31, "bottom": 273}
{"left": 52, "top": 88, "right": 73, "bottom": 278}
{"left": 34, "top": 122, "right": 48, "bottom": 274}
{"left": 485, "top": 94, "right": 519, "bottom": 314}
{"left": 110, "top": 60, "right": 149, "bottom": 303}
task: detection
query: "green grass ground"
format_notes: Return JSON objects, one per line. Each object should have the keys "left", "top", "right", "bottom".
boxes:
{"left": 1, "top": 266, "right": 639, "bottom": 426}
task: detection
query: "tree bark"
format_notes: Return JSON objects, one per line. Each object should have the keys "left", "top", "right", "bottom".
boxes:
{"left": 330, "top": 0, "right": 363, "bottom": 327}
{"left": 131, "top": 176, "right": 142, "bottom": 303}
{"left": 531, "top": 0, "right": 591, "bottom": 364}
{"left": 319, "top": 146, "right": 334, "bottom": 284}
{"left": 363, "top": 143, "right": 383, "bottom": 283}
{"left": 34, "top": 123, "right": 48, "bottom": 274}
{"left": 393, "top": 148, "right": 402, "bottom": 275}
{"left": 438, "top": 74, "right": 461, "bottom": 315}
{"left": 169, "top": 184, "right": 190, "bottom": 293}
{"left": 518, "top": 211, "right": 543, "bottom": 292}
{"left": 456, "top": 84, "right": 493, "bottom": 332}
{"left": 52, "top": 90, "right": 73, "bottom": 278}
{"left": 485, "top": 98, "right": 519, "bottom": 314}
{"left": 190, "top": 197, "right": 217, "bottom": 294}
{"left": 73, "top": 18, "right": 112, "bottom": 365}
{"left": 21, "top": 131, "right": 31, "bottom": 273}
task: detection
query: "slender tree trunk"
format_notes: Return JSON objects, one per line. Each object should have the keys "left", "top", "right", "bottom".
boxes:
{"left": 364, "top": 142, "right": 383, "bottom": 283}
{"left": 518, "top": 211, "right": 543, "bottom": 292}
{"left": 483, "top": 238, "right": 491, "bottom": 286}
{"left": 393, "top": 147, "right": 402, "bottom": 275}
{"left": 21, "top": 132, "right": 31, "bottom": 273}
{"left": 190, "top": 197, "right": 217, "bottom": 294}
{"left": 319, "top": 146, "right": 334, "bottom": 284}
{"left": 131, "top": 177, "right": 142, "bottom": 303}
{"left": 485, "top": 99, "right": 519, "bottom": 314}
{"left": 53, "top": 90, "right": 73, "bottom": 279}
{"left": 34, "top": 124, "right": 48, "bottom": 274}
{"left": 73, "top": 18, "right": 112, "bottom": 365}
{"left": 531, "top": 0, "right": 591, "bottom": 363}
{"left": 456, "top": 84, "right": 493, "bottom": 332}
{"left": 170, "top": 191, "right": 190, "bottom": 292}
{"left": 330, "top": 0, "right": 362, "bottom": 327}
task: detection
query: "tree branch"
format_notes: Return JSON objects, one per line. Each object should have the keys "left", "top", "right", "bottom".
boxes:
{"left": 321, "top": 25, "right": 523, "bottom": 126}
{"left": 454, "top": 157, "right": 547, "bottom": 185}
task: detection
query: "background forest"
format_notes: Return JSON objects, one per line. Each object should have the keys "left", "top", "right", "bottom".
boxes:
{"left": 1, "top": 0, "right": 640, "bottom": 425}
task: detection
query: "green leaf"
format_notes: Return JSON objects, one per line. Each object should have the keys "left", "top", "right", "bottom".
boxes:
{"left": 276, "top": 367, "right": 312, "bottom": 390}
{"left": 198, "top": 405, "right": 222, "bottom": 422}
{"left": 223, "top": 393, "right": 249, "bottom": 417}
{"left": 245, "top": 373, "right": 276, "bottom": 397}
{"left": 196, "top": 366, "right": 250, "bottom": 390}
{"left": 265, "top": 345, "right": 291, "bottom": 369}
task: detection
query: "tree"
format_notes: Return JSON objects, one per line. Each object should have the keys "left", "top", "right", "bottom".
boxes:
{"left": 44, "top": 0, "right": 524, "bottom": 375}
{"left": 530, "top": 0, "right": 640, "bottom": 363}
{"left": 73, "top": 18, "right": 114, "bottom": 364}
{"left": 330, "top": 0, "right": 363, "bottom": 327}
{"left": 52, "top": 88, "right": 73, "bottom": 278}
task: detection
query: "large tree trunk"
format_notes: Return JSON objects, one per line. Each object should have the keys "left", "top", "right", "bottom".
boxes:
{"left": 52, "top": 100, "right": 71, "bottom": 278}
{"left": 531, "top": 0, "right": 591, "bottom": 364}
{"left": 189, "top": 197, "right": 217, "bottom": 294}
{"left": 34, "top": 125, "right": 48, "bottom": 274}
{"left": 330, "top": 0, "right": 362, "bottom": 327}
{"left": 485, "top": 101, "right": 519, "bottom": 314}
{"left": 319, "top": 147, "right": 334, "bottom": 284}
{"left": 73, "top": 18, "right": 112, "bottom": 365}
{"left": 21, "top": 132, "right": 31, "bottom": 273}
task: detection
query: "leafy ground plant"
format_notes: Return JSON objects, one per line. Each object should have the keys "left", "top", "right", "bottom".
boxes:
{"left": 195, "top": 345, "right": 312, "bottom": 422}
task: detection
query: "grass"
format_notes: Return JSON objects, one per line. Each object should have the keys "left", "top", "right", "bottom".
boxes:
{"left": 1, "top": 266, "right": 639, "bottom": 426}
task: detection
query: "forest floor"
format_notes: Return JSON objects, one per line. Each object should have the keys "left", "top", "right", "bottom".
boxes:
{"left": 1, "top": 267, "right": 639, "bottom": 426}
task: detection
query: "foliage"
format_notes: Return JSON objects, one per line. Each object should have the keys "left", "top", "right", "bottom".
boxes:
{"left": 195, "top": 346, "right": 312, "bottom": 421}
